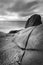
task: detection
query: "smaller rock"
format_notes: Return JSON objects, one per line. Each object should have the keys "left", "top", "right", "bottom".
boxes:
{"left": 9, "top": 30, "right": 20, "bottom": 34}
{"left": 25, "top": 14, "right": 42, "bottom": 28}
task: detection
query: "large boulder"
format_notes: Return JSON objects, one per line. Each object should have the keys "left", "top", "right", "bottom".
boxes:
{"left": 25, "top": 14, "right": 42, "bottom": 28}
{"left": 0, "top": 24, "right": 43, "bottom": 65}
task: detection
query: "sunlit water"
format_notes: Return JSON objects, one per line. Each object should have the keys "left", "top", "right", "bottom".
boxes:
{"left": 0, "top": 21, "right": 26, "bottom": 33}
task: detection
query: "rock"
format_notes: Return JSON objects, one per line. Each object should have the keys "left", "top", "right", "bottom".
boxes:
{"left": 0, "top": 24, "right": 43, "bottom": 65}
{"left": 22, "top": 51, "right": 43, "bottom": 65}
{"left": 22, "top": 24, "right": 43, "bottom": 65}
{"left": 9, "top": 30, "right": 20, "bottom": 34}
{"left": 0, "top": 32, "right": 6, "bottom": 38}
{"left": 25, "top": 14, "right": 42, "bottom": 28}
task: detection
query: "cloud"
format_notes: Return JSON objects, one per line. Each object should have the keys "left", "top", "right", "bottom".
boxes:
{"left": 0, "top": 0, "right": 43, "bottom": 21}
{"left": 0, "top": 0, "right": 38, "bottom": 12}
{"left": 0, "top": 12, "right": 27, "bottom": 21}
{"left": 7, "top": 1, "right": 38, "bottom": 12}
{"left": 0, "top": 0, "right": 37, "bottom": 20}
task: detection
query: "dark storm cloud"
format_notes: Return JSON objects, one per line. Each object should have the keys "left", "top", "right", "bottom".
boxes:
{"left": 0, "top": 0, "right": 14, "bottom": 4}
{"left": 0, "top": 0, "right": 43, "bottom": 18}
{"left": 0, "top": 0, "right": 38, "bottom": 16}
{"left": 18, "top": 2, "right": 38, "bottom": 17}
{"left": 7, "top": 1, "right": 38, "bottom": 12}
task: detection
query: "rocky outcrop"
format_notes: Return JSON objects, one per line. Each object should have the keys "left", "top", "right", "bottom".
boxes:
{"left": 0, "top": 24, "right": 43, "bottom": 65}
{"left": 9, "top": 30, "right": 20, "bottom": 34}
{"left": 25, "top": 14, "right": 42, "bottom": 28}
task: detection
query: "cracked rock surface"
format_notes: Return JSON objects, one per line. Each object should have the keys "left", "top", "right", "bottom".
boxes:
{"left": 0, "top": 24, "right": 43, "bottom": 65}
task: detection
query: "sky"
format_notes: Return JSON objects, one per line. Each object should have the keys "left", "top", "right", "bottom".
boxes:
{"left": 0, "top": 0, "right": 43, "bottom": 33}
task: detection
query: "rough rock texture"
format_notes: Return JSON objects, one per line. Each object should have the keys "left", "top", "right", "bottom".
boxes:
{"left": 0, "top": 24, "right": 43, "bottom": 65}
{"left": 25, "top": 14, "right": 42, "bottom": 28}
